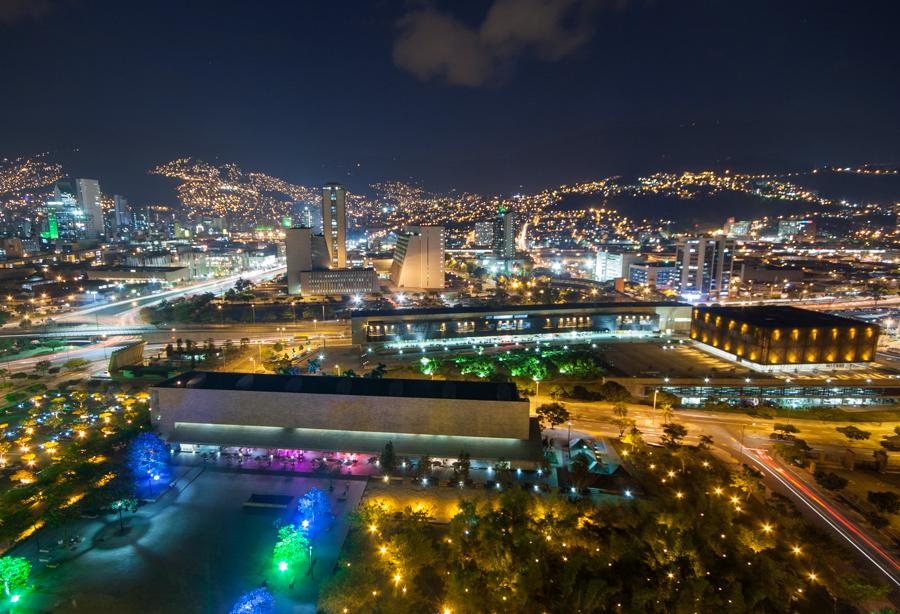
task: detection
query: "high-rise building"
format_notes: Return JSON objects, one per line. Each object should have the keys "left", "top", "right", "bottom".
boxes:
{"left": 594, "top": 251, "right": 638, "bottom": 282}
{"left": 321, "top": 183, "right": 347, "bottom": 268}
{"left": 75, "top": 178, "right": 103, "bottom": 239}
{"left": 113, "top": 194, "right": 131, "bottom": 232}
{"left": 293, "top": 201, "right": 322, "bottom": 234}
{"left": 285, "top": 227, "right": 329, "bottom": 294}
{"left": 674, "top": 236, "right": 734, "bottom": 299}
{"left": 629, "top": 261, "right": 676, "bottom": 288}
{"left": 41, "top": 181, "right": 85, "bottom": 241}
{"left": 492, "top": 208, "right": 516, "bottom": 261}
{"left": 777, "top": 219, "right": 816, "bottom": 241}
{"left": 474, "top": 220, "right": 494, "bottom": 247}
{"left": 391, "top": 226, "right": 445, "bottom": 290}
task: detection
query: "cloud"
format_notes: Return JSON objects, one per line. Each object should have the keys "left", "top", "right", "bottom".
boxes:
{"left": 0, "top": 0, "right": 58, "bottom": 23}
{"left": 393, "top": 0, "right": 602, "bottom": 86}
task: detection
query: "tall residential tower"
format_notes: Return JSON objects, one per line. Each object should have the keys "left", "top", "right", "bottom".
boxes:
{"left": 321, "top": 183, "right": 346, "bottom": 268}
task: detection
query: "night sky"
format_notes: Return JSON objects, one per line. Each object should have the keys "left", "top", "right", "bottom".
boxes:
{"left": 1, "top": 0, "right": 898, "bottom": 203}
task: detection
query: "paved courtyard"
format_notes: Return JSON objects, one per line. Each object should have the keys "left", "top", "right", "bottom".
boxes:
{"left": 9, "top": 468, "right": 365, "bottom": 613}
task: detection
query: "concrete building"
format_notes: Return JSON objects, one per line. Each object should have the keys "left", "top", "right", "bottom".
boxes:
{"left": 76, "top": 178, "right": 104, "bottom": 239}
{"left": 285, "top": 226, "right": 375, "bottom": 295}
{"left": 298, "top": 268, "right": 377, "bottom": 295}
{"left": 474, "top": 220, "right": 493, "bottom": 246}
{"left": 285, "top": 227, "right": 329, "bottom": 294}
{"left": 674, "top": 236, "right": 734, "bottom": 299}
{"left": 352, "top": 301, "right": 691, "bottom": 348}
{"left": 690, "top": 305, "right": 880, "bottom": 371}
{"left": 151, "top": 371, "right": 541, "bottom": 465}
{"left": 322, "top": 183, "right": 347, "bottom": 268}
{"left": 292, "top": 201, "right": 322, "bottom": 234}
{"left": 42, "top": 182, "right": 85, "bottom": 241}
{"left": 629, "top": 261, "right": 676, "bottom": 288}
{"left": 777, "top": 219, "right": 816, "bottom": 241}
{"left": 113, "top": 194, "right": 131, "bottom": 232}
{"left": 492, "top": 208, "right": 516, "bottom": 261}
{"left": 391, "top": 225, "right": 445, "bottom": 290}
{"left": 594, "top": 251, "right": 639, "bottom": 283}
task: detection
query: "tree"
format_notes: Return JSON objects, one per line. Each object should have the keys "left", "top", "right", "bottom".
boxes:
{"left": 731, "top": 465, "right": 762, "bottom": 500}
{"left": 127, "top": 432, "right": 170, "bottom": 488}
{"left": 836, "top": 425, "right": 871, "bottom": 443}
{"left": 112, "top": 497, "right": 138, "bottom": 534}
{"left": 273, "top": 524, "right": 310, "bottom": 572}
{"left": 773, "top": 423, "right": 799, "bottom": 435}
{"left": 33, "top": 360, "right": 52, "bottom": 374}
{"left": 63, "top": 357, "right": 90, "bottom": 371}
{"left": 229, "top": 588, "right": 275, "bottom": 614}
{"left": 455, "top": 451, "right": 471, "bottom": 482}
{"left": 380, "top": 441, "right": 396, "bottom": 474}
{"left": 597, "top": 381, "right": 631, "bottom": 403}
{"left": 697, "top": 434, "right": 714, "bottom": 450}
{"left": 298, "top": 487, "right": 333, "bottom": 536}
{"left": 660, "top": 423, "right": 688, "bottom": 448}
{"left": 867, "top": 491, "right": 900, "bottom": 515}
{"left": 0, "top": 556, "right": 30, "bottom": 599}
{"left": 367, "top": 363, "right": 387, "bottom": 379}
{"left": 535, "top": 402, "right": 570, "bottom": 431}
{"left": 815, "top": 470, "right": 848, "bottom": 491}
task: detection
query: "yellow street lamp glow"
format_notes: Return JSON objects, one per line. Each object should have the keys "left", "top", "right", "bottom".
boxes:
{"left": 792, "top": 546, "right": 802, "bottom": 555}
{"left": 675, "top": 491, "right": 684, "bottom": 499}
{"left": 379, "top": 546, "right": 387, "bottom": 555}
{"left": 713, "top": 487, "right": 723, "bottom": 495}
{"left": 808, "top": 572, "right": 817, "bottom": 581}
{"left": 761, "top": 523, "right": 773, "bottom": 533}
{"left": 369, "top": 524, "right": 378, "bottom": 533}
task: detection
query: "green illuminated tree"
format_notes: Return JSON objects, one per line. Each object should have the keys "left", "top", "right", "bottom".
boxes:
{"left": 0, "top": 556, "right": 30, "bottom": 598}
{"left": 273, "top": 524, "right": 310, "bottom": 572}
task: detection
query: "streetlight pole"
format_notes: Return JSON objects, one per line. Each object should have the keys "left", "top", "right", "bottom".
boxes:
{"left": 567, "top": 421, "right": 572, "bottom": 461}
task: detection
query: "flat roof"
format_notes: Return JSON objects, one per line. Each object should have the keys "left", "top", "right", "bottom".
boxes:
{"left": 353, "top": 301, "right": 686, "bottom": 319}
{"left": 695, "top": 305, "right": 870, "bottom": 329}
{"left": 155, "top": 371, "right": 523, "bottom": 403}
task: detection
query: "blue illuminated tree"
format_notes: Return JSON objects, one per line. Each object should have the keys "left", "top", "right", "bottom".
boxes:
{"left": 127, "top": 432, "right": 170, "bottom": 491}
{"left": 298, "top": 487, "right": 333, "bottom": 537}
{"left": 228, "top": 587, "right": 274, "bottom": 614}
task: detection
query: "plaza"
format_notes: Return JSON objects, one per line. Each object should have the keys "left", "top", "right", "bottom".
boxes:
{"left": 7, "top": 468, "right": 365, "bottom": 613}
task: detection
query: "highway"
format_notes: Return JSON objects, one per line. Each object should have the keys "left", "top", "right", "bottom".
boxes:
{"left": 35, "top": 266, "right": 287, "bottom": 328}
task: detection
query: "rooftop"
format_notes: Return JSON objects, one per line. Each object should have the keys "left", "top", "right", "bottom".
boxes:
{"left": 155, "top": 371, "right": 524, "bottom": 403}
{"left": 354, "top": 301, "right": 686, "bottom": 319}
{"left": 695, "top": 305, "right": 870, "bottom": 329}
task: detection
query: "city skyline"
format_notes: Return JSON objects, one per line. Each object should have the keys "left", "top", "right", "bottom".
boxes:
{"left": 1, "top": 0, "right": 898, "bottom": 202}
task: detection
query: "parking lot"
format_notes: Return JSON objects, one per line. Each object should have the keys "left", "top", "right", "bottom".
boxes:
{"left": 600, "top": 341, "right": 754, "bottom": 378}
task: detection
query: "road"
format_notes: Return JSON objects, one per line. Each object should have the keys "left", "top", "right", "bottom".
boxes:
{"left": 552, "top": 397, "right": 900, "bottom": 591}
{"left": 40, "top": 266, "right": 287, "bottom": 328}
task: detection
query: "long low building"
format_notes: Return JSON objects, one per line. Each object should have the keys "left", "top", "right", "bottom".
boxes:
{"left": 351, "top": 301, "right": 691, "bottom": 348}
{"left": 690, "top": 305, "right": 880, "bottom": 371}
{"left": 150, "top": 371, "right": 542, "bottom": 465}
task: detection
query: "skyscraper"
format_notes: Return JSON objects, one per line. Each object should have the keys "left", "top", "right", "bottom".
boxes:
{"left": 293, "top": 201, "right": 322, "bottom": 233}
{"left": 674, "top": 235, "right": 734, "bottom": 299}
{"left": 474, "top": 220, "right": 493, "bottom": 246}
{"left": 41, "top": 181, "right": 84, "bottom": 241}
{"left": 321, "top": 183, "right": 347, "bottom": 268}
{"left": 76, "top": 178, "right": 104, "bottom": 239}
{"left": 492, "top": 208, "right": 516, "bottom": 261}
{"left": 113, "top": 194, "right": 131, "bottom": 232}
{"left": 391, "top": 226, "right": 445, "bottom": 290}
